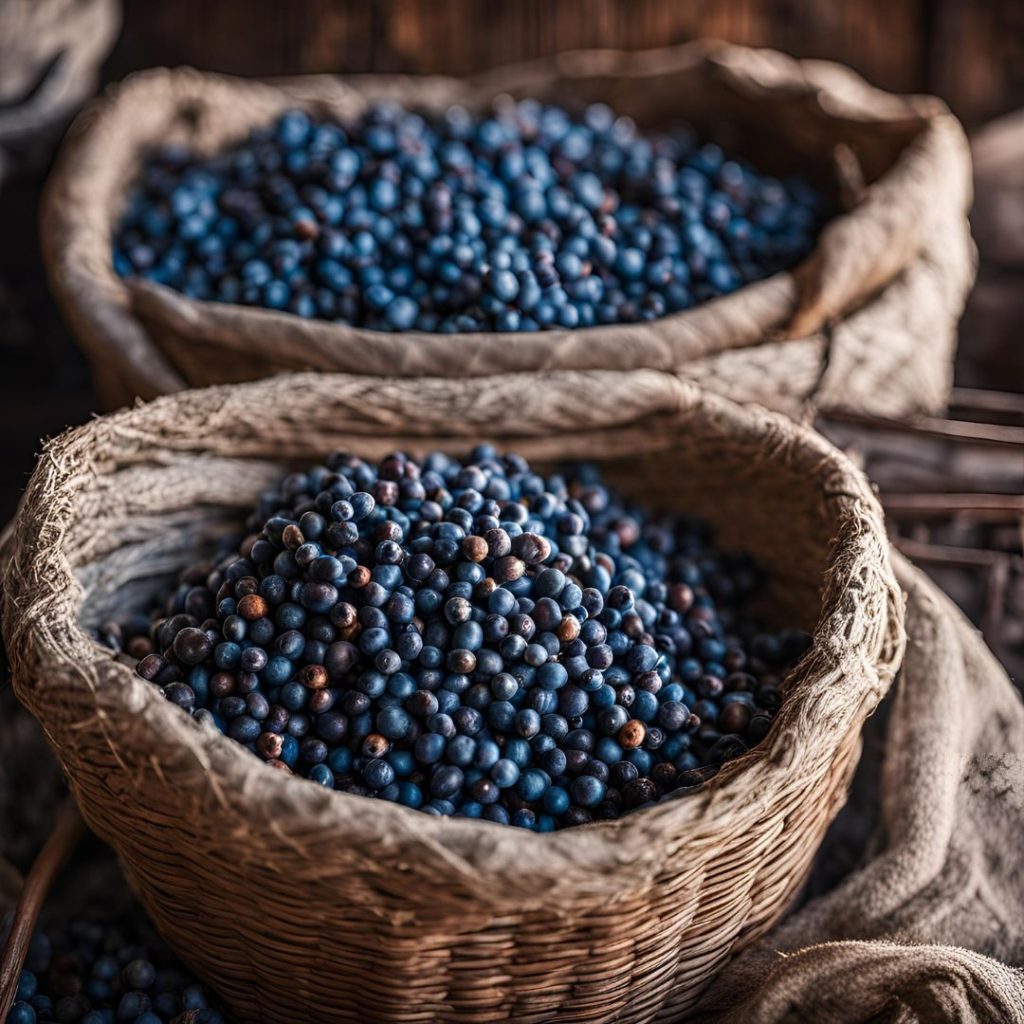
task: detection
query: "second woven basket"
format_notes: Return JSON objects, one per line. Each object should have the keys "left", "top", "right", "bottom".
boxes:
{"left": 2, "top": 370, "right": 904, "bottom": 1022}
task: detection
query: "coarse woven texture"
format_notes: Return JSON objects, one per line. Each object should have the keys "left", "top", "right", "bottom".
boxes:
{"left": 2, "top": 370, "right": 903, "bottom": 1023}
{"left": 695, "top": 553, "right": 1024, "bottom": 1024}
{"left": 41, "top": 40, "right": 975, "bottom": 416}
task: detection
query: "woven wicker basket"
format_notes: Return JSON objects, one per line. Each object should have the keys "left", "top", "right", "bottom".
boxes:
{"left": 2, "top": 371, "right": 904, "bottom": 1023}
{"left": 41, "top": 40, "right": 974, "bottom": 418}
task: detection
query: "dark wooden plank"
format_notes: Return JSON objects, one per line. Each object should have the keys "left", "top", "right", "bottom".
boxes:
{"left": 106, "top": 0, "right": 1024, "bottom": 127}
{"left": 109, "top": 0, "right": 927, "bottom": 95}
{"left": 930, "top": 0, "right": 1024, "bottom": 126}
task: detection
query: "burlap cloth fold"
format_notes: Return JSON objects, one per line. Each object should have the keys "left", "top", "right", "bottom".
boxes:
{"left": 697, "top": 554, "right": 1024, "bottom": 1024}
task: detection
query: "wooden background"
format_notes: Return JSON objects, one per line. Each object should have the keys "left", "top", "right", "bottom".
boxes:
{"left": 109, "top": 0, "right": 1024, "bottom": 129}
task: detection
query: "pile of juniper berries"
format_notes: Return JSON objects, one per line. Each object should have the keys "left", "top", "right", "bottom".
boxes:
{"left": 3, "top": 915, "right": 223, "bottom": 1024}
{"left": 114, "top": 99, "right": 823, "bottom": 332}
{"left": 112, "top": 449, "right": 811, "bottom": 830}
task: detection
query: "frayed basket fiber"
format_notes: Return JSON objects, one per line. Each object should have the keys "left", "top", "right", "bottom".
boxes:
{"left": 2, "top": 371, "right": 904, "bottom": 1023}
{"left": 42, "top": 40, "right": 973, "bottom": 417}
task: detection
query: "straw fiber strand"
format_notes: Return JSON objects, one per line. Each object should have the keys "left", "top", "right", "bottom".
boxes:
{"left": 3, "top": 371, "right": 902, "bottom": 1022}
{"left": 41, "top": 41, "right": 973, "bottom": 416}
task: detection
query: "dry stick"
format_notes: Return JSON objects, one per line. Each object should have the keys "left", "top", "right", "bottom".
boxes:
{"left": 949, "top": 387, "right": 1024, "bottom": 417}
{"left": 0, "top": 799, "right": 85, "bottom": 1021}
{"left": 881, "top": 493, "right": 1024, "bottom": 517}
{"left": 822, "top": 407, "right": 1024, "bottom": 448}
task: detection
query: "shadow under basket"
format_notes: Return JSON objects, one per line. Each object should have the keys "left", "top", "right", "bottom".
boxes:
{"left": 1, "top": 370, "right": 904, "bottom": 1023}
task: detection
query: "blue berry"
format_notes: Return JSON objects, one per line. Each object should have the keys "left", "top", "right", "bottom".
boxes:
{"left": 4, "top": 916, "right": 226, "bottom": 1024}
{"left": 570, "top": 775, "right": 606, "bottom": 808}
{"left": 490, "top": 758, "right": 520, "bottom": 789}
{"left": 516, "top": 769, "right": 548, "bottom": 803}
{"left": 385, "top": 295, "right": 418, "bottom": 330}
{"left": 363, "top": 759, "right": 395, "bottom": 790}
{"left": 8, "top": 1003, "right": 36, "bottom": 1024}
{"left": 122, "top": 959, "right": 157, "bottom": 990}
{"left": 430, "top": 765, "right": 464, "bottom": 799}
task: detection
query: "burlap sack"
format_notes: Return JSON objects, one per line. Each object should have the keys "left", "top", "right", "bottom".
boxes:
{"left": 2, "top": 371, "right": 903, "bottom": 1023}
{"left": 697, "top": 554, "right": 1024, "bottom": 1024}
{"left": 971, "top": 109, "right": 1024, "bottom": 270}
{"left": 41, "top": 41, "right": 974, "bottom": 417}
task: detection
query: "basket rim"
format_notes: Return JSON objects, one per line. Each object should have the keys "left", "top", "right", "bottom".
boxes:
{"left": 1, "top": 369, "right": 905, "bottom": 888}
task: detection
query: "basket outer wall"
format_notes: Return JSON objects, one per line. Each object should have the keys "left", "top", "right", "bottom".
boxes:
{"left": 2, "top": 371, "right": 905, "bottom": 1022}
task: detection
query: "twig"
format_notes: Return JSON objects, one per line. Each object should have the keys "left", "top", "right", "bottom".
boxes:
{"left": 822, "top": 407, "right": 1024, "bottom": 448}
{"left": 881, "top": 493, "right": 1024, "bottom": 518}
{"left": 950, "top": 387, "right": 1024, "bottom": 418}
{"left": 892, "top": 537, "right": 1021, "bottom": 570}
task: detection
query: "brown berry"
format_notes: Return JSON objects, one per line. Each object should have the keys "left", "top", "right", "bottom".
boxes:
{"left": 210, "top": 672, "right": 235, "bottom": 698}
{"left": 337, "top": 621, "right": 362, "bottom": 642}
{"left": 257, "top": 732, "right": 284, "bottom": 759}
{"left": 237, "top": 594, "right": 269, "bottom": 621}
{"left": 448, "top": 649, "right": 477, "bottom": 674}
{"left": 622, "top": 777, "right": 658, "bottom": 808}
{"left": 493, "top": 555, "right": 526, "bottom": 582}
{"left": 621, "top": 611, "right": 644, "bottom": 638}
{"left": 719, "top": 702, "right": 752, "bottom": 735}
{"left": 556, "top": 616, "right": 581, "bottom": 643}
{"left": 293, "top": 216, "right": 319, "bottom": 240}
{"left": 461, "top": 536, "right": 489, "bottom": 563}
{"left": 308, "top": 689, "right": 336, "bottom": 713}
{"left": 282, "top": 524, "right": 304, "bottom": 550}
{"left": 618, "top": 719, "right": 646, "bottom": 749}
{"left": 669, "top": 583, "right": 694, "bottom": 613}
{"left": 511, "top": 532, "right": 551, "bottom": 564}
{"left": 376, "top": 520, "right": 403, "bottom": 542}
{"left": 485, "top": 528, "right": 511, "bottom": 557}
{"left": 362, "top": 733, "right": 390, "bottom": 758}
{"left": 614, "top": 517, "right": 640, "bottom": 548}
{"left": 332, "top": 602, "right": 358, "bottom": 629}
{"left": 349, "top": 566, "right": 372, "bottom": 589}
{"left": 373, "top": 480, "right": 399, "bottom": 506}
{"left": 300, "top": 664, "right": 329, "bottom": 689}
{"left": 127, "top": 637, "right": 154, "bottom": 659}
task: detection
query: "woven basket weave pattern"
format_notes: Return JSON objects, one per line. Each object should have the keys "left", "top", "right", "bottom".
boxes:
{"left": 2, "top": 371, "right": 904, "bottom": 1022}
